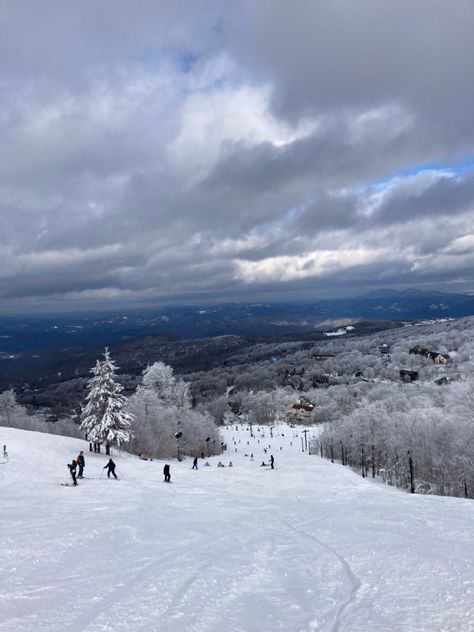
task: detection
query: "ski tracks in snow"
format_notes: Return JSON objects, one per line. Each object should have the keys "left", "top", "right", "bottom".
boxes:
{"left": 282, "top": 496, "right": 361, "bottom": 632}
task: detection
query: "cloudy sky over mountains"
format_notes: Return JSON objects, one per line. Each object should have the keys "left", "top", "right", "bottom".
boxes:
{"left": 1, "top": 0, "right": 474, "bottom": 311}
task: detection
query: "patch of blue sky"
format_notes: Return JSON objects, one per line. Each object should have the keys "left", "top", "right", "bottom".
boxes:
{"left": 137, "top": 47, "right": 200, "bottom": 74}
{"left": 394, "top": 157, "right": 474, "bottom": 178}
{"left": 177, "top": 51, "right": 199, "bottom": 73}
{"left": 364, "top": 156, "right": 474, "bottom": 193}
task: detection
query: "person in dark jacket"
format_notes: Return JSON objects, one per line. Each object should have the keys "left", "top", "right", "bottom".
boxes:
{"left": 76, "top": 451, "right": 85, "bottom": 478}
{"left": 104, "top": 458, "right": 117, "bottom": 479}
{"left": 163, "top": 463, "right": 171, "bottom": 482}
{"left": 67, "top": 459, "right": 78, "bottom": 485}
{"left": 270, "top": 454, "right": 274, "bottom": 469}
{"left": 192, "top": 456, "right": 198, "bottom": 470}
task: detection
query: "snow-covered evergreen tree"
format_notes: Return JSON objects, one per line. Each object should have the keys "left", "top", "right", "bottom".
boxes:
{"left": 80, "top": 348, "right": 133, "bottom": 451}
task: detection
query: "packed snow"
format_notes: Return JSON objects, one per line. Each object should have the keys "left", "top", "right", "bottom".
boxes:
{"left": 0, "top": 424, "right": 473, "bottom": 632}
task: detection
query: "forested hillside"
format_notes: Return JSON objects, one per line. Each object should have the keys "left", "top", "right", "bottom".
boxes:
{"left": 1, "top": 316, "right": 473, "bottom": 498}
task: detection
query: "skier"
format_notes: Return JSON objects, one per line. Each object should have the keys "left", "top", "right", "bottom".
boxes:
{"left": 163, "top": 463, "right": 171, "bottom": 482}
{"left": 103, "top": 458, "right": 117, "bottom": 479}
{"left": 270, "top": 454, "right": 274, "bottom": 470}
{"left": 76, "top": 451, "right": 85, "bottom": 478}
{"left": 3, "top": 444, "right": 7, "bottom": 459}
{"left": 67, "top": 459, "right": 78, "bottom": 486}
{"left": 192, "top": 456, "right": 198, "bottom": 470}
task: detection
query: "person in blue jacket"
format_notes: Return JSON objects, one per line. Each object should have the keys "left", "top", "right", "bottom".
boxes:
{"left": 104, "top": 458, "right": 117, "bottom": 479}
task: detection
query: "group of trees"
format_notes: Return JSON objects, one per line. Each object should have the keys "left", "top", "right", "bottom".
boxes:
{"left": 318, "top": 380, "right": 474, "bottom": 498}
{"left": 1, "top": 316, "right": 473, "bottom": 498}
{"left": 77, "top": 350, "right": 221, "bottom": 459}
{"left": 0, "top": 350, "right": 222, "bottom": 461}
{"left": 125, "top": 361, "right": 220, "bottom": 459}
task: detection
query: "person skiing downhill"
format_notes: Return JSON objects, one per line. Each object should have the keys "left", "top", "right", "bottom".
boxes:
{"left": 67, "top": 459, "right": 78, "bottom": 485}
{"left": 76, "top": 451, "right": 85, "bottom": 478}
{"left": 104, "top": 458, "right": 117, "bottom": 479}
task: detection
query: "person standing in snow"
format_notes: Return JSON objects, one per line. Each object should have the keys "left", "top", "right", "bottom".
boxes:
{"left": 67, "top": 459, "right": 78, "bottom": 486}
{"left": 163, "top": 463, "right": 171, "bottom": 482}
{"left": 76, "top": 451, "right": 85, "bottom": 478}
{"left": 104, "top": 458, "right": 117, "bottom": 479}
{"left": 192, "top": 456, "right": 198, "bottom": 470}
{"left": 270, "top": 454, "right": 274, "bottom": 469}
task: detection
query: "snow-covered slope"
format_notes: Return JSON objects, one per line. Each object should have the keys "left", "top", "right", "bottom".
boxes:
{"left": 0, "top": 425, "right": 473, "bottom": 632}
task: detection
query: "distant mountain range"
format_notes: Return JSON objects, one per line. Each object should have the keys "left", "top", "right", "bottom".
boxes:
{"left": 0, "top": 289, "right": 472, "bottom": 355}
{"left": 1, "top": 288, "right": 473, "bottom": 411}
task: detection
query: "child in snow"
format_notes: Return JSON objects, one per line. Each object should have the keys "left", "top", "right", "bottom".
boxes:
{"left": 67, "top": 459, "right": 78, "bottom": 485}
{"left": 104, "top": 458, "right": 117, "bottom": 479}
{"left": 217, "top": 461, "right": 225, "bottom": 467}
{"left": 76, "top": 451, "right": 85, "bottom": 478}
{"left": 163, "top": 463, "right": 171, "bottom": 482}
{"left": 192, "top": 456, "right": 198, "bottom": 470}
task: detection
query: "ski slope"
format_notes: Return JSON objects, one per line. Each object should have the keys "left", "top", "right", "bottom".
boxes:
{"left": 0, "top": 424, "right": 473, "bottom": 632}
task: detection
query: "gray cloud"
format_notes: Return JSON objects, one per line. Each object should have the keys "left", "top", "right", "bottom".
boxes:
{"left": 0, "top": 1, "right": 473, "bottom": 311}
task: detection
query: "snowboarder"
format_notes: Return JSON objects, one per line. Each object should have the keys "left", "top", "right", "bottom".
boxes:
{"left": 76, "top": 451, "right": 85, "bottom": 478}
{"left": 192, "top": 456, "right": 198, "bottom": 470}
{"left": 270, "top": 454, "right": 274, "bottom": 469}
{"left": 103, "top": 458, "right": 117, "bottom": 479}
{"left": 163, "top": 463, "right": 171, "bottom": 482}
{"left": 67, "top": 459, "right": 78, "bottom": 485}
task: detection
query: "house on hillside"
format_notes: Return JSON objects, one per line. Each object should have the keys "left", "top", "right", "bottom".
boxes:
{"left": 286, "top": 399, "right": 315, "bottom": 423}
{"left": 311, "top": 353, "right": 335, "bottom": 361}
{"left": 409, "top": 345, "right": 449, "bottom": 364}
{"left": 400, "top": 369, "right": 419, "bottom": 383}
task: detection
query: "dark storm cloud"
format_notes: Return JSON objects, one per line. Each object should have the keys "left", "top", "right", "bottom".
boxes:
{"left": 372, "top": 170, "right": 474, "bottom": 225}
{"left": 235, "top": 1, "right": 474, "bottom": 145}
{"left": 0, "top": 0, "right": 473, "bottom": 311}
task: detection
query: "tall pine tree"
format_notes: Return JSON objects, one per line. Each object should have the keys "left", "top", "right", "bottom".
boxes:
{"left": 80, "top": 348, "right": 133, "bottom": 454}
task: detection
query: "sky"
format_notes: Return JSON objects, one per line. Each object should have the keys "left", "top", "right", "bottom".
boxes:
{"left": 1, "top": 0, "right": 474, "bottom": 312}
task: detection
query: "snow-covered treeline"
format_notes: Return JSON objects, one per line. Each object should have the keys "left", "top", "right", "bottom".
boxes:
{"left": 0, "top": 389, "right": 81, "bottom": 438}
{"left": 1, "top": 317, "right": 474, "bottom": 494}
{"left": 190, "top": 317, "right": 474, "bottom": 498}
{"left": 318, "top": 380, "right": 474, "bottom": 498}
{"left": 0, "top": 356, "right": 222, "bottom": 460}
{"left": 125, "top": 361, "right": 221, "bottom": 459}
